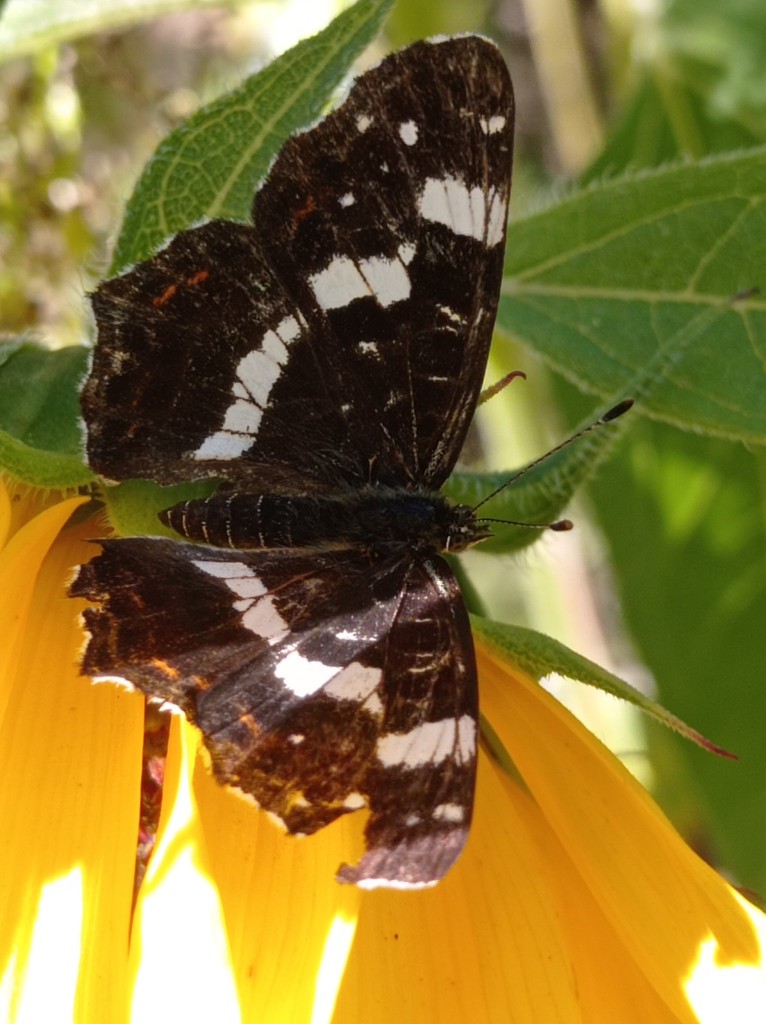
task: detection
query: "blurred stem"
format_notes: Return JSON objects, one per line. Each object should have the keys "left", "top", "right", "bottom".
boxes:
{"left": 520, "top": 0, "right": 604, "bottom": 172}
{"left": 651, "top": 59, "right": 705, "bottom": 158}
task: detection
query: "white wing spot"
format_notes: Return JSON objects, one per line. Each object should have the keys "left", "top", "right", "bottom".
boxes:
{"left": 356, "top": 114, "right": 372, "bottom": 133}
{"left": 376, "top": 715, "right": 476, "bottom": 768}
{"left": 310, "top": 252, "right": 411, "bottom": 311}
{"left": 192, "top": 313, "right": 305, "bottom": 460}
{"left": 398, "top": 242, "right": 416, "bottom": 265}
{"left": 275, "top": 650, "right": 340, "bottom": 698}
{"left": 479, "top": 114, "right": 506, "bottom": 135}
{"left": 324, "top": 661, "right": 383, "bottom": 716}
{"left": 433, "top": 803, "right": 465, "bottom": 822}
{"left": 339, "top": 192, "right": 355, "bottom": 208}
{"left": 399, "top": 120, "right": 418, "bottom": 146}
{"left": 343, "top": 792, "right": 367, "bottom": 810}
{"left": 418, "top": 175, "right": 507, "bottom": 246}
{"left": 438, "top": 304, "right": 465, "bottom": 324}
{"left": 191, "top": 560, "right": 287, "bottom": 640}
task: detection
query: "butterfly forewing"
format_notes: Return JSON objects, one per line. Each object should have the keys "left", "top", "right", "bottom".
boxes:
{"left": 82, "top": 37, "right": 513, "bottom": 491}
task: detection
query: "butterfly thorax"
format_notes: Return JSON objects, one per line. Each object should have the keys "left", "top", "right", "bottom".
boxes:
{"left": 160, "top": 486, "right": 489, "bottom": 554}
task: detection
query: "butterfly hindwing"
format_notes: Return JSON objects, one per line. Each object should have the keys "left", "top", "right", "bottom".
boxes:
{"left": 72, "top": 538, "right": 477, "bottom": 887}
{"left": 82, "top": 37, "right": 513, "bottom": 492}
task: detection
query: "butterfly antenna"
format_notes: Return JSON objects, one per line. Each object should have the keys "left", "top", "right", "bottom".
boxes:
{"left": 471, "top": 398, "right": 634, "bottom": 526}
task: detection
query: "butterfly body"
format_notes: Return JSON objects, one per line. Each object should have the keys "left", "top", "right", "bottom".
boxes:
{"left": 160, "top": 487, "right": 488, "bottom": 554}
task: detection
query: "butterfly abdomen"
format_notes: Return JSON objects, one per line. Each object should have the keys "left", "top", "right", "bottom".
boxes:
{"left": 160, "top": 487, "right": 473, "bottom": 552}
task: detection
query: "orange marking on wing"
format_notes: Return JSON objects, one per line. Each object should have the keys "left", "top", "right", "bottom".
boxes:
{"left": 238, "top": 712, "right": 262, "bottom": 737}
{"left": 186, "top": 269, "right": 210, "bottom": 287}
{"left": 150, "top": 658, "right": 180, "bottom": 680}
{"left": 152, "top": 283, "right": 178, "bottom": 308}
{"left": 151, "top": 269, "right": 210, "bottom": 307}
{"left": 291, "top": 195, "right": 317, "bottom": 227}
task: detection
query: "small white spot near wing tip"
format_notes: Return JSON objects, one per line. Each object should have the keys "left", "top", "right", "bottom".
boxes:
{"left": 399, "top": 120, "right": 418, "bottom": 146}
{"left": 356, "top": 113, "right": 372, "bottom": 133}
{"left": 479, "top": 114, "right": 507, "bottom": 135}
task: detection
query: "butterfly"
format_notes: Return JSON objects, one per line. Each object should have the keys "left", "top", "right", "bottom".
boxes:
{"left": 71, "top": 35, "right": 514, "bottom": 889}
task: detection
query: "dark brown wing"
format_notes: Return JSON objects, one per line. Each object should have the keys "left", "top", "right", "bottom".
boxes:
{"left": 71, "top": 537, "right": 477, "bottom": 888}
{"left": 82, "top": 37, "right": 513, "bottom": 492}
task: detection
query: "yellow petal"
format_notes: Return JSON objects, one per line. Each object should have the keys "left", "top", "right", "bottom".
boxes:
{"left": 0, "top": 495, "right": 87, "bottom": 724}
{"left": 129, "top": 715, "right": 241, "bottom": 1023}
{"left": 478, "top": 642, "right": 766, "bottom": 1024}
{"left": 0, "top": 479, "right": 11, "bottom": 550}
{"left": 191, "top": 732, "right": 363, "bottom": 1023}
{"left": 334, "top": 750, "right": 583, "bottom": 1024}
{"left": 0, "top": 477, "right": 72, "bottom": 549}
{"left": 0, "top": 512, "right": 144, "bottom": 1024}
{"left": 130, "top": 707, "right": 363, "bottom": 1023}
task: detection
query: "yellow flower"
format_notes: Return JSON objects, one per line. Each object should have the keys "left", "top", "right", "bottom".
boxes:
{"left": 2, "top": 480, "right": 764, "bottom": 1023}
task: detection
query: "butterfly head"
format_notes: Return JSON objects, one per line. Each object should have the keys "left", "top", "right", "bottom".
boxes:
{"left": 443, "top": 503, "right": 493, "bottom": 553}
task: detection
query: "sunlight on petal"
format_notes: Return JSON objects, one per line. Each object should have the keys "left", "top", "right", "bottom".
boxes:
{"left": 478, "top": 642, "right": 766, "bottom": 1023}
{"left": 684, "top": 892, "right": 766, "bottom": 1024}
{"left": 1, "top": 515, "right": 143, "bottom": 1024}
{"left": 192, "top": 735, "right": 362, "bottom": 1021}
{"left": 0, "top": 867, "right": 83, "bottom": 1024}
{"left": 130, "top": 715, "right": 240, "bottom": 1023}
{"left": 312, "top": 911, "right": 357, "bottom": 1024}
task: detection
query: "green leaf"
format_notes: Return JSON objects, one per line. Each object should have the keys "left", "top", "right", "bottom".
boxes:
{"left": 586, "top": 412, "right": 766, "bottom": 891}
{"left": 444, "top": 400, "right": 630, "bottom": 553}
{"left": 499, "top": 148, "right": 766, "bottom": 445}
{"left": 0, "top": 341, "right": 94, "bottom": 488}
{"left": 111, "top": 0, "right": 395, "bottom": 272}
{"left": 582, "top": 73, "right": 762, "bottom": 183}
{"left": 472, "top": 616, "right": 732, "bottom": 757}
{"left": 445, "top": 296, "right": 728, "bottom": 553}
{"left": 0, "top": 0, "right": 225, "bottom": 62}
{"left": 102, "top": 477, "right": 216, "bottom": 537}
